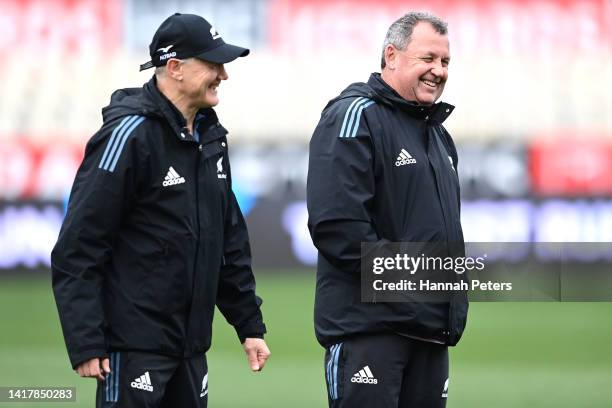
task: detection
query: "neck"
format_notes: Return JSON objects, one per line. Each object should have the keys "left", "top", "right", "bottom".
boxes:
{"left": 156, "top": 77, "right": 198, "bottom": 133}
{"left": 380, "top": 69, "right": 404, "bottom": 100}
{"left": 380, "top": 70, "right": 429, "bottom": 106}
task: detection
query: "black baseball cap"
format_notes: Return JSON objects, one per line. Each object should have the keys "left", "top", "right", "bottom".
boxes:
{"left": 139, "top": 13, "right": 249, "bottom": 71}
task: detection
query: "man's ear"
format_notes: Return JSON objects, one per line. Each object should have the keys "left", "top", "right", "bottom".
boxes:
{"left": 165, "top": 59, "right": 184, "bottom": 81}
{"left": 384, "top": 44, "right": 397, "bottom": 70}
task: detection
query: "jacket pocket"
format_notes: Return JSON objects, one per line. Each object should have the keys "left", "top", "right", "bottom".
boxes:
{"left": 140, "top": 233, "right": 193, "bottom": 314}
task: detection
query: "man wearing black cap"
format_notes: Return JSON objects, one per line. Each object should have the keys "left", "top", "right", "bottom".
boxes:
{"left": 52, "top": 13, "right": 269, "bottom": 407}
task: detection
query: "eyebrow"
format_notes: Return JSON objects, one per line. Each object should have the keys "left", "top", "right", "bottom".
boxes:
{"left": 420, "top": 53, "right": 451, "bottom": 61}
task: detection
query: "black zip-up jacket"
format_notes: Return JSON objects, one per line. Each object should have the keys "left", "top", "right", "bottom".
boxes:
{"left": 52, "top": 77, "right": 266, "bottom": 368}
{"left": 307, "top": 73, "right": 468, "bottom": 347}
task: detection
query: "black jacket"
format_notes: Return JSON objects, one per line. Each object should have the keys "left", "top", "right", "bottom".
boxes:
{"left": 307, "top": 73, "right": 468, "bottom": 347}
{"left": 52, "top": 77, "right": 266, "bottom": 368}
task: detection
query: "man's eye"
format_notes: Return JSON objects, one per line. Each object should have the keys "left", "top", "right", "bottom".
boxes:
{"left": 421, "top": 57, "right": 433, "bottom": 62}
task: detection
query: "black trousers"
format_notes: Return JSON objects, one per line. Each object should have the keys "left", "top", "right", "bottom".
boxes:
{"left": 96, "top": 351, "right": 208, "bottom": 407}
{"left": 324, "top": 333, "right": 449, "bottom": 408}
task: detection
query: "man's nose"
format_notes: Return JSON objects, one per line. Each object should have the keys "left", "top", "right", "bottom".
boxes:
{"left": 431, "top": 61, "right": 447, "bottom": 79}
{"left": 218, "top": 64, "right": 229, "bottom": 80}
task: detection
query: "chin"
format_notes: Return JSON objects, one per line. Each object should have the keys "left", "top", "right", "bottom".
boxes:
{"left": 204, "top": 98, "right": 219, "bottom": 107}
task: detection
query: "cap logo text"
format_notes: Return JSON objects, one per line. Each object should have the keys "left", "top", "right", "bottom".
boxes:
{"left": 159, "top": 51, "right": 177, "bottom": 61}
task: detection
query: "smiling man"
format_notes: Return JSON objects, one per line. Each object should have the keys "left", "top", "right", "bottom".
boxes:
{"left": 52, "top": 13, "right": 269, "bottom": 407}
{"left": 307, "top": 12, "right": 467, "bottom": 408}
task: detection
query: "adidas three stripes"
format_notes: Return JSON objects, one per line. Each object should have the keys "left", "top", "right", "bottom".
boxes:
{"left": 99, "top": 115, "right": 146, "bottom": 172}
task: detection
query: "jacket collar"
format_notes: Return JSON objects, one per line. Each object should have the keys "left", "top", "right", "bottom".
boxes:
{"left": 367, "top": 73, "right": 454, "bottom": 124}
{"left": 144, "top": 77, "right": 226, "bottom": 143}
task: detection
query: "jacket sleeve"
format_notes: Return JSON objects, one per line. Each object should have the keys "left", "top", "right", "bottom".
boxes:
{"left": 216, "top": 161, "right": 266, "bottom": 343}
{"left": 51, "top": 115, "right": 147, "bottom": 368}
{"left": 307, "top": 98, "right": 389, "bottom": 273}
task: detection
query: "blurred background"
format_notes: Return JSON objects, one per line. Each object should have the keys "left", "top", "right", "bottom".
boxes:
{"left": 1, "top": 0, "right": 611, "bottom": 407}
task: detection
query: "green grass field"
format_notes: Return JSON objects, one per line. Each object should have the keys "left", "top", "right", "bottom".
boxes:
{"left": 1, "top": 272, "right": 611, "bottom": 407}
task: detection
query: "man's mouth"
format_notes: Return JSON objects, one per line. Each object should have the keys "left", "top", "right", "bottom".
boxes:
{"left": 421, "top": 79, "right": 439, "bottom": 89}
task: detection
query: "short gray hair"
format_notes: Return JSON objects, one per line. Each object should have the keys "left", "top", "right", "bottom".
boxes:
{"left": 154, "top": 58, "right": 188, "bottom": 78}
{"left": 381, "top": 12, "right": 448, "bottom": 69}
{"left": 155, "top": 66, "right": 166, "bottom": 77}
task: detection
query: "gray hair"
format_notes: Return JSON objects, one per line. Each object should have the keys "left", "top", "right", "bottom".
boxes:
{"left": 154, "top": 58, "right": 189, "bottom": 78}
{"left": 155, "top": 66, "right": 166, "bottom": 77}
{"left": 381, "top": 12, "right": 448, "bottom": 69}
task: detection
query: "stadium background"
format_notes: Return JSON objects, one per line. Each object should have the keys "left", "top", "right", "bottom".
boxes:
{"left": 0, "top": 0, "right": 611, "bottom": 406}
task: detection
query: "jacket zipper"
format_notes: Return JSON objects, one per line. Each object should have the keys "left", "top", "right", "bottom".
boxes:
{"left": 427, "top": 124, "right": 457, "bottom": 344}
{"left": 447, "top": 294, "right": 454, "bottom": 343}
{"left": 193, "top": 144, "right": 202, "bottom": 279}
{"left": 184, "top": 143, "right": 202, "bottom": 355}
{"left": 194, "top": 144, "right": 203, "bottom": 289}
